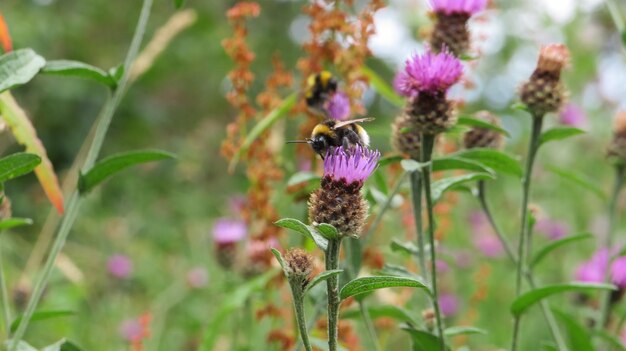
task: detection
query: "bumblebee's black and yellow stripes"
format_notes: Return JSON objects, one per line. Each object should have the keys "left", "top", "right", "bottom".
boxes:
{"left": 309, "top": 118, "right": 372, "bottom": 158}
{"left": 305, "top": 71, "right": 338, "bottom": 114}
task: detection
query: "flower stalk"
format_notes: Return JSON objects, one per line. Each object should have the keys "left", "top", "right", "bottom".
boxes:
{"left": 325, "top": 238, "right": 342, "bottom": 351}
{"left": 0, "top": 236, "right": 11, "bottom": 337}
{"left": 410, "top": 171, "right": 428, "bottom": 281}
{"left": 290, "top": 280, "right": 313, "bottom": 351}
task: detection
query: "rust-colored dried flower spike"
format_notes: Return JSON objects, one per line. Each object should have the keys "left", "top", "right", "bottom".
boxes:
{"left": 608, "top": 111, "right": 626, "bottom": 163}
{"left": 463, "top": 111, "right": 503, "bottom": 149}
{"left": 519, "top": 44, "right": 570, "bottom": 117}
{"left": 391, "top": 113, "right": 421, "bottom": 160}
{"left": 429, "top": 0, "right": 487, "bottom": 56}
{"left": 283, "top": 248, "right": 314, "bottom": 287}
{"left": 309, "top": 146, "right": 380, "bottom": 238}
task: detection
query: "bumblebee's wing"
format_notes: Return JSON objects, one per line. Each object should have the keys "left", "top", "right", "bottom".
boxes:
{"left": 332, "top": 117, "right": 375, "bottom": 130}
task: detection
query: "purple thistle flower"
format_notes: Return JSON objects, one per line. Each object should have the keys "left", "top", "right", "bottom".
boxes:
{"left": 323, "top": 145, "right": 381, "bottom": 184}
{"left": 212, "top": 218, "right": 247, "bottom": 244}
{"left": 325, "top": 92, "right": 351, "bottom": 121}
{"left": 107, "top": 254, "right": 133, "bottom": 279}
{"left": 574, "top": 249, "right": 609, "bottom": 283}
{"left": 438, "top": 294, "right": 460, "bottom": 316}
{"left": 559, "top": 103, "right": 588, "bottom": 129}
{"left": 430, "top": 0, "right": 487, "bottom": 16}
{"left": 612, "top": 256, "right": 626, "bottom": 288}
{"left": 396, "top": 49, "right": 463, "bottom": 97}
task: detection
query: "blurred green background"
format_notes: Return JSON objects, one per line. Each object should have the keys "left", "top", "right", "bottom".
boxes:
{"left": 1, "top": 0, "right": 626, "bottom": 350}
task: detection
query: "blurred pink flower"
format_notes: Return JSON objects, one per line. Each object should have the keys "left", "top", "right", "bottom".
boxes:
{"left": 535, "top": 218, "right": 569, "bottom": 240}
{"left": 575, "top": 249, "right": 609, "bottom": 283}
{"left": 186, "top": 266, "right": 209, "bottom": 289}
{"left": 325, "top": 92, "right": 351, "bottom": 121}
{"left": 107, "top": 254, "right": 133, "bottom": 279}
{"left": 469, "top": 212, "right": 504, "bottom": 258}
{"left": 454, "top": 250, "right": 473, "bottom": 269}
{"left": 559, "top": 103, "right": 588, "bottom": 129}
{"left": 119, "top": 318, "right": 142, "bottom": 341}
{"left": 212, "top": 218, "right": 247, "bottom": 244}
{"left": 438, "top": 294, "right": 459, "bottom": 317}
{"left": 436, "top": 259, "right": 449, "bottom": 274}
{"left": 612, "top": 256, "right": 626, "bottom": 288}
{"left": 228, "top": 195, "right": 246, "bottom": 215}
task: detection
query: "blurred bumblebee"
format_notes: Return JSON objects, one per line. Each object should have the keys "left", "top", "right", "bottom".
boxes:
{"left": 305, "top": 71, "right": 338, "bottom": 116}
{"left": 288, "top": 118, "right": 373, "bottom": 159}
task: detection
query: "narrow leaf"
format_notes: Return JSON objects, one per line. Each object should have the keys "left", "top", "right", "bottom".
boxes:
{"left": 342, "top": 305, "right": 417, "bottom": 324}
{"left": 305, "top": 269, "right": 343, "bottom": 293}
{"left": 457, "top": 116, "right": 510, "bottom": 137}
{"left": 531, "top": 233, "right": 593, "bottom": 268}
{"left": 11, "top": 310, "right": 74, "bottom": 333}
{"left": 42, "top": 60, "right": 115, "bottom": 87}
{"left": 545, "top": 165, "right": 606, "bottom": 200}
{"left": 316, "top": 223, "right": 339, "bottom": 240}
{"left": 378, "top": 155, "right": 403, "bottom": 168}
{"left": 539, "top": 127, "right": 585, "bottom": 146}
{"left": 79, "top": 149, "right": 176, "bottom": 193}
{"left": 3, "top": 340, "right": 37, "bottom": 351}
{"left": 0, "top": 48, "right": 46, "bottom": 93}
{"left": 511, "top": 102, "right": 530, "bottom": 112}
{"left": 401, "top": 159, "right": 426, "bottom": 172}
{"left": 360, "top": 66, "right": 404, "bottom": 107}
{"left": 452, "top": 148, "right": 522, "bottom": 178}
{"left": 378, "top": 263, "right": 422, "bottom": 280}
{"left": 0, "top": 218, "right": 33, "bottom": 231}
{"left": 229, "top": 92, "right": 297, "bottom": 171}
{"left": 511, "top": 283, "right": 616, "bottom": 317}
{"left": 41, "top": 339, "right": 82, "bottom": 351}
{"left": 432, "top": 156, "right": 495, "bottom": 175}
{"left": 340, "top": 275, "right": 430, "bottom": 300}
{"left": 270, "top": 248, "right": 285, "bottom": 270}
{"left": 444, "top": 326, "right": 487, "bottom": 337}
{"left": 274, "top": 218, "right": 328, "bottom": 251}
{"left": 0, "top": 92, "right": 64, "bottom": 213}
{"left": 390, "top": 239, "right": 420, "bottom": 256}
{"left": 552, "top": 308, "right": 594, "bottom": 351}
{"left": 431, "top": 173, "right": 493, "bottom": 202}
{"left": 0, "top": 152, "right": 41, "bottom": 182}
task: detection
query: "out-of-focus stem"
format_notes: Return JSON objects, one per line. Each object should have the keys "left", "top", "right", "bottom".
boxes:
{"left": 410, "top": 171, "right": 428, "bottom": 281}
{"left": 325, "top": 238, "right": 341, "bottom": 351}
{"left": 359, "top": 300, "right": 381, "bottom": 351}
{"left": 0, "top": 236, "right": 11, "bottom": 337}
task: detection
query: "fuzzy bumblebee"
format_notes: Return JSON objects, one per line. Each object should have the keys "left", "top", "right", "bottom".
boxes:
{"left": 305, "top": 71, "right": 338, "bottom": 115}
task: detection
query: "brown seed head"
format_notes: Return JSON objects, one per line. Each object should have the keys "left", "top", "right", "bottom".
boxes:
{"left": 463, "top": 111, "right": 503, "bottom": 149}
{"left": 422, "top": 308, "right": 436, "bottom": 331}
{"left": 430, "top": 13, "right": 471, "bottom": 56}
{"left": 614, "top": 110, "right": 626, "bottom": 136}
{"left": 283, "top": 248, "right": 314, "bottom": 283}
{"left": 405, "top": 91, "right": 456, "bottom": 135}
{"left": 391, "top": 113, "right": 422, "bottom": 160}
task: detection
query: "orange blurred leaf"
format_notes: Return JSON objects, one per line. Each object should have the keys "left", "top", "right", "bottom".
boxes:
{"left": 0, "top": 12, "right": 12, "bottom": 53}
{"left": 0, "top": 92, "right": 64, "bottom": 213}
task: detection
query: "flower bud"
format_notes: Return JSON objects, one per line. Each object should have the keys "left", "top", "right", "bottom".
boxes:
{"left": 391, "top": 113, "right": 421, "bottom": 160}
{"left": 463, "top": 111, "right": 503, "bottom": 149}
{"left": 283, "top": 248, "right": 314, "bottom": 287}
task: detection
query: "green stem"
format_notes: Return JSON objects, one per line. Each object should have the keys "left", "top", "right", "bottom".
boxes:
{"left": 476, "top": 181, "right": 568, "bottom": 351}
{"left": 359, "top": 300, "right": 381, "bottom": 351}
{"left": 0, "top": 235, "right": 11, "bottom": 337}
{"left": 8, "top": 1, "right": 153, "bottom": 349}
{"left": 511, "top": 115, "right": 544, "bottom": 351}
{"left": 410, "top": 171, "right": 428, "bottom": 282}
{"left": 325, "top": 238, "right": 341, "bottom": 351}
{"left": 598, "top": 165, "right": 626, "bottom": 329}
{"left": 290, "top": 282, "right": 313, "bottom": 351}
{"left": 420, "top": 134, "right": 446, "bottom": 351}
{"left": 362, "top": 172, "right": 408, "bottom": 245}
{"left": 294, "top": 297, "right": 324, "bottom": 351}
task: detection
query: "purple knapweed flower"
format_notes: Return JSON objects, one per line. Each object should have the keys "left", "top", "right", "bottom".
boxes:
{"left": 323, "top": 145, "right": 381, "bottom": 185}
{"left": 107, "top": 254, "right": 133, "bottom": 279}
{"left": 325, "top": 92, "right": 351, "bottom": 121}
{"left": 438, "top": 293, "right": 460, "bottom": 316}
{"left": 396, "top": 49, "right": 463, "bottom": 98}
{"left": 612, "top": 256, "right": 626, "bottom": 288}
{"left": 574, "top": 249, "right": 609, "bottom": 283}
{"left": 559, "top": 103, "right": 588, "bottom": 129}
{"left": 212, "top": 218, "right": 247, "bottom": 244}
{"left": 535, "top": 218, "right": 569, "bottom": 240}
{"left": 430, "top": 0, "right": 487, "bottom": 15}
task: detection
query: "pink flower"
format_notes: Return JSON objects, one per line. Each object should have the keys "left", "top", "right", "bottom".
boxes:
{"left": 574, "top": 249, "right": 609, "bottom": 283}
{"left": 438, "top": 294, "right": 459, "bottom": 316}
{"left": 186, "top": 266, "right": 209, "bottom": 289}
{"left": 535, "top": 219, "right": 569, "bottom": 240}
{"left": 430, "top": 0, "right": 487, "bottom": 16}
{"left": 212, "top": 218, "right": 247, "bottom": 244}
{"left": 107, "top": 254, "right": 133, "bottom": 279}
{"left": 323, "top": 145, "right": 381, "bottom": 184}
{"left": 325, "top": 92, "right": 351, "bottom": 121}
{"left": 469, "top": 212, "right": 504, "bottom": 258}
{"left": 612, "top": 256, "right": 626, "bottom": 288}
{"left": 559, "top": 103, "right": 588, "bottom": 129}
{"left": 396, "top": 49, "right": 463, "bottom": 97}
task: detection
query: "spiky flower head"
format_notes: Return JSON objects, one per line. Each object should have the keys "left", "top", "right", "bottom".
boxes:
{"left": 429, "top": 0, "right": 487, "bottom": 56}
{"left": 396, "top": 49, "right": 463, "bottom": 97}
{"left": 309, "top": 146, "right": 380, "bottom": 238}
{"left": 325, "top": 92, "right": 351, "bottom": 121}
{"left": 283, "top": 248, "right": 314, "bottom": 288}
{"left": 463, "top": 111, "right": 503, "bottom": 149}
{"left": 520, "top": 44, "right": 570, "bottom": 117}
{"left": 608, "top": 111, "right": 626, "bottom": 163}
{"left": 391, "top": 113, "right": 422, "bottom": 160}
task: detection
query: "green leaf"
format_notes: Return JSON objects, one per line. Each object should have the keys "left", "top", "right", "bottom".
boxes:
{"left": 378, "top": 263, "right": 422, "bottom": 280}
{"left": 401, "top": 159, "right": 426, "bottom": 172}
{"left": 451, "top": 148, "right": 523, "bottom": 178}
{"left": 3, "top": 340, "right": 37, "bottom": 351}
{"left": 11, "top": 310, "right": 75, "bottom": 333}
{"left": 539, "top": 127, "right": 585, "bottom": 146}
{"left": 457, "top": 116, "right": 510, "bottom": 137}
{"left": 41, "top": 60, "right": 115, "bottom": 87}
{"left": 0, "top": 49, "right": 46, "bottom": 93}
{"left": 360, "top": 66, "right": 404, "bottom": 107}
{"left": 531, "top": 233, "right": 593, "bottom": 268}
{"left": 432, "top": 156, "right": 495, "bottom": 175}
{"left": 108, "top": 64, "right": 124, "bottom": 85}
{"left": 287, "top": 171, "right": 320, "bottom": 187}
{"left": 552, "top": 308, "right": 594, "bottom": 351}
{"left": 0, "top": 152, "right": 41, "bottom": 182}
{"left": 390, "top": 239, "right": 420, "bottom": 256}
{"left": 340, "top": 275, "right": 430, "bottom": 301}
{"left": 378, "top": 155, "right": 403, "bottom": 168}
{"left": 0, "top": 218, "right": 33, "bottom": 231}
{"left": 511, "top": 102, "right": 530, "bottom": 112}
{"left": 41, "top": 339, "right": 83, "bottom": 351}
{"left": 402, "top": 326, "right": 445, "bottom": 351}
{"left": 305, "top": 269, "right": 343, "bottom": 293}
{"left": 444, "top": 326, "right": 487, "bottom": 337}
{"left": 174, "top": 0, "right": 186, "bottom": 8}
{"left": 270, "top": 248, "right": 285, "bottom": 270}
{"left": 229, "top": 92, "right": 297, "bottom": 171}
{"left": 316, "top": 223, "right": 339, "bottom": 240}
{"left": 545, "top": 165, "right": 606, "bottom": 200}
{"left": 274, "top": 218, "right": 328, "bottom": 251}
{"left": 79, "top": 149, "right": 176, "bottom": 193}
{"left": 431, "top": 173, "right": 493, "bottom": 202}
{"left": 342, "top": 305, "right": 417, "bottom": 324}
{"left": 511, "top": 283, "right": 616, "bottom": 317}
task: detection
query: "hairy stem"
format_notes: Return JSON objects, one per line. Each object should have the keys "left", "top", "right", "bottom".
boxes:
{"left": 359, "top": 300, "right": 381, "bottom": 351}
{"left": 325, "top": 238, "right": 342, "bottom": 351}
{"left": 0, "top": 236, "right": 11, "bottom": 337}
{"left": 410, "top": 171, "right": 428, "bottom": 282}
{"left": 290, "top": 282, "right": 313, "bottom": 351}
{"left": 420, "top": 134, "right": 446, "bottom": 350}
{"left": 8, "top": 1, "right": 154, "bottom": 349}
{"left": 511, "top": 115, "right": 544, "bottom": 351}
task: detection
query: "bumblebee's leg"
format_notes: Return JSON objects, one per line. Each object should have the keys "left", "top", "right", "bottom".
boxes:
{"left": 343, "top": 129, "right": 362, "bottom": 148}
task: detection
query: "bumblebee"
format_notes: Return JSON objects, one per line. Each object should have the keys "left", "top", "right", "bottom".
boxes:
{"left": 305, "top": 71, "right": 338, "bottom": 116}
{"left": 305, "top": 118, "right": 373, "bottom": 158}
